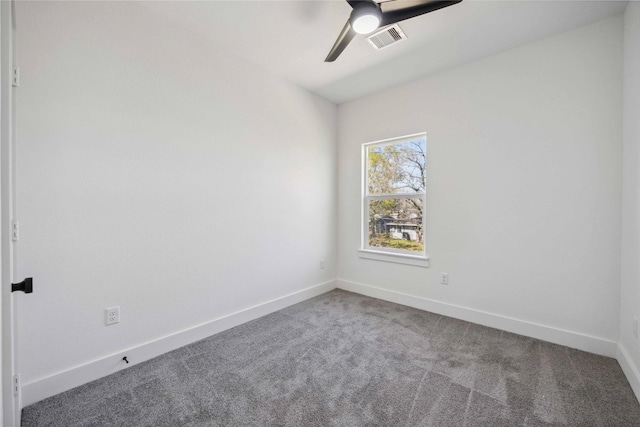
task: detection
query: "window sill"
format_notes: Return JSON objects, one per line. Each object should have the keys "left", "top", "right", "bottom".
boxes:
{"left": 358, "top": 249, "right": 430, "bottom": 268}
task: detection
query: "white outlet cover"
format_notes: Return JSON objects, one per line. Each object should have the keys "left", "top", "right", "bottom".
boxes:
{"left": 441, "top": 273, "right": 449, "bottom": 285}
{"left": 105, "top": 306, "right": 120, "bottom": 326}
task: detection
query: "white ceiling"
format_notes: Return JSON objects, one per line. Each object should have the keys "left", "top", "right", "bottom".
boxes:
{"left": 140, "top": 0, "right": 628, "bottom": 104}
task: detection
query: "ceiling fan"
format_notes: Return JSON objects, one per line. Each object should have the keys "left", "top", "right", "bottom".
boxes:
{"left": 325, "top": 0, "right": 463, "bottom": 62}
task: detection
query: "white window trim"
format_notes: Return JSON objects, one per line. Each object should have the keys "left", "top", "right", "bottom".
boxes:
{"left": 360, "top": 132, "right": 429, "bottom": 267}
{"left": 358, "top": 249, "right": 430, "bottom": 268}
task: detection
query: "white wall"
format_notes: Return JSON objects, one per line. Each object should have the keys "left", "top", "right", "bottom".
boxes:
{"left": 14, "top": 0, "right": 337, "bottom": 399}
{"left": 619, "top": 1, "right": 640, "bottom": 398}
{"left": 338, "top": 16, "right": 623, "bottom": 352}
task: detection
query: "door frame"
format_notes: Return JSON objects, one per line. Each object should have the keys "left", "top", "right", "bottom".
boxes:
{"left": 1, "top": 0, "right": 18, "bottom": 425}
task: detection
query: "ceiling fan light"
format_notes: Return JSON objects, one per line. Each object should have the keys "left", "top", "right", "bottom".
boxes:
{"left": 350, "top": 3, "right": 381, "bottom": 35}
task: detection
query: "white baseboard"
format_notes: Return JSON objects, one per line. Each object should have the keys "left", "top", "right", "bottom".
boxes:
{"left": 617, "top": 343, "right": 640, "bottom": 403}
{"left": 21, "top": 280, "right": 336, "bottom": 407}
{"left": 337, "top": 278, "right": 618, "bottom": 358}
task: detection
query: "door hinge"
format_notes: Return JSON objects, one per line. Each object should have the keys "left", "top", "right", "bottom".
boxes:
{"left": 11, "top": 221, "right": 19, "bottom": 241}
{"left": 12, "top": 67, "right": 19, "bottom": 87}
{"left": 13, "top": 374, "right": 20, "bottom": 396}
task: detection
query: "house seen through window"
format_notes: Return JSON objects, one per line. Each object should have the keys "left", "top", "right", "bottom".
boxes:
{"left": 363, "top": 133, "right": 427, "bottom": 259}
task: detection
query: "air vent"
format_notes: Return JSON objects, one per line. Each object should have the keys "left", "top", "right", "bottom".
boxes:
{"left": 366, "top": 24, "right": 407, "bottom": 50}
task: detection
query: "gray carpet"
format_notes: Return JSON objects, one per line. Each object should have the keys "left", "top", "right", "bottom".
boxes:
{"left": 22, "top": 289, "right": 640, "bottom": 426}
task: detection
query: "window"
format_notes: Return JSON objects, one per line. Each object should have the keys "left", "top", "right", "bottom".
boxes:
{"left": 360, "top": 133, "right": 429, "bottom": 267}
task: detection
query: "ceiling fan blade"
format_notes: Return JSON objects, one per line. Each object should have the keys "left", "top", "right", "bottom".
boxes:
{"left": 380, "top": 0, "right": 462, "bottom": 27}
{"left": 346, "top": 0, "right": 377, "bottom": 8}
{"left": 380, "top": 0, "right": 437, "bottom": 13}
{"left": 325, "top": 19, "right": 357, "bottom": 62}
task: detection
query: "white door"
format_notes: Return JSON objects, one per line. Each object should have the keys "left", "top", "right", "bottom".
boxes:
{"left": 1, "top": 1, "right": 21, "bottom": 425}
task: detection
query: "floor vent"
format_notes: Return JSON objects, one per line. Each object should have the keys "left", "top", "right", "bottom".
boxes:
{"left": 366, "top": 24, "right": 407, "bottom": 50}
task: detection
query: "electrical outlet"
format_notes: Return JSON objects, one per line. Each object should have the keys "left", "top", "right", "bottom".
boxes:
{"left": 105, "top": 306, "right": 120, "bottom": 326}
{"left": 320, "top": 259, "right": 325, "bottom": 270}
{"left": 634, "top": 316, "right": 638, "bottom": 339}
{"left": 441, "top": 272, "right": 449, "bottom": 285}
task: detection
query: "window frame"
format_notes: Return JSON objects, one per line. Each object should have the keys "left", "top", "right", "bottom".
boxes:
{"left": 359, "top": 133, "right": 429, "bottom": 268}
